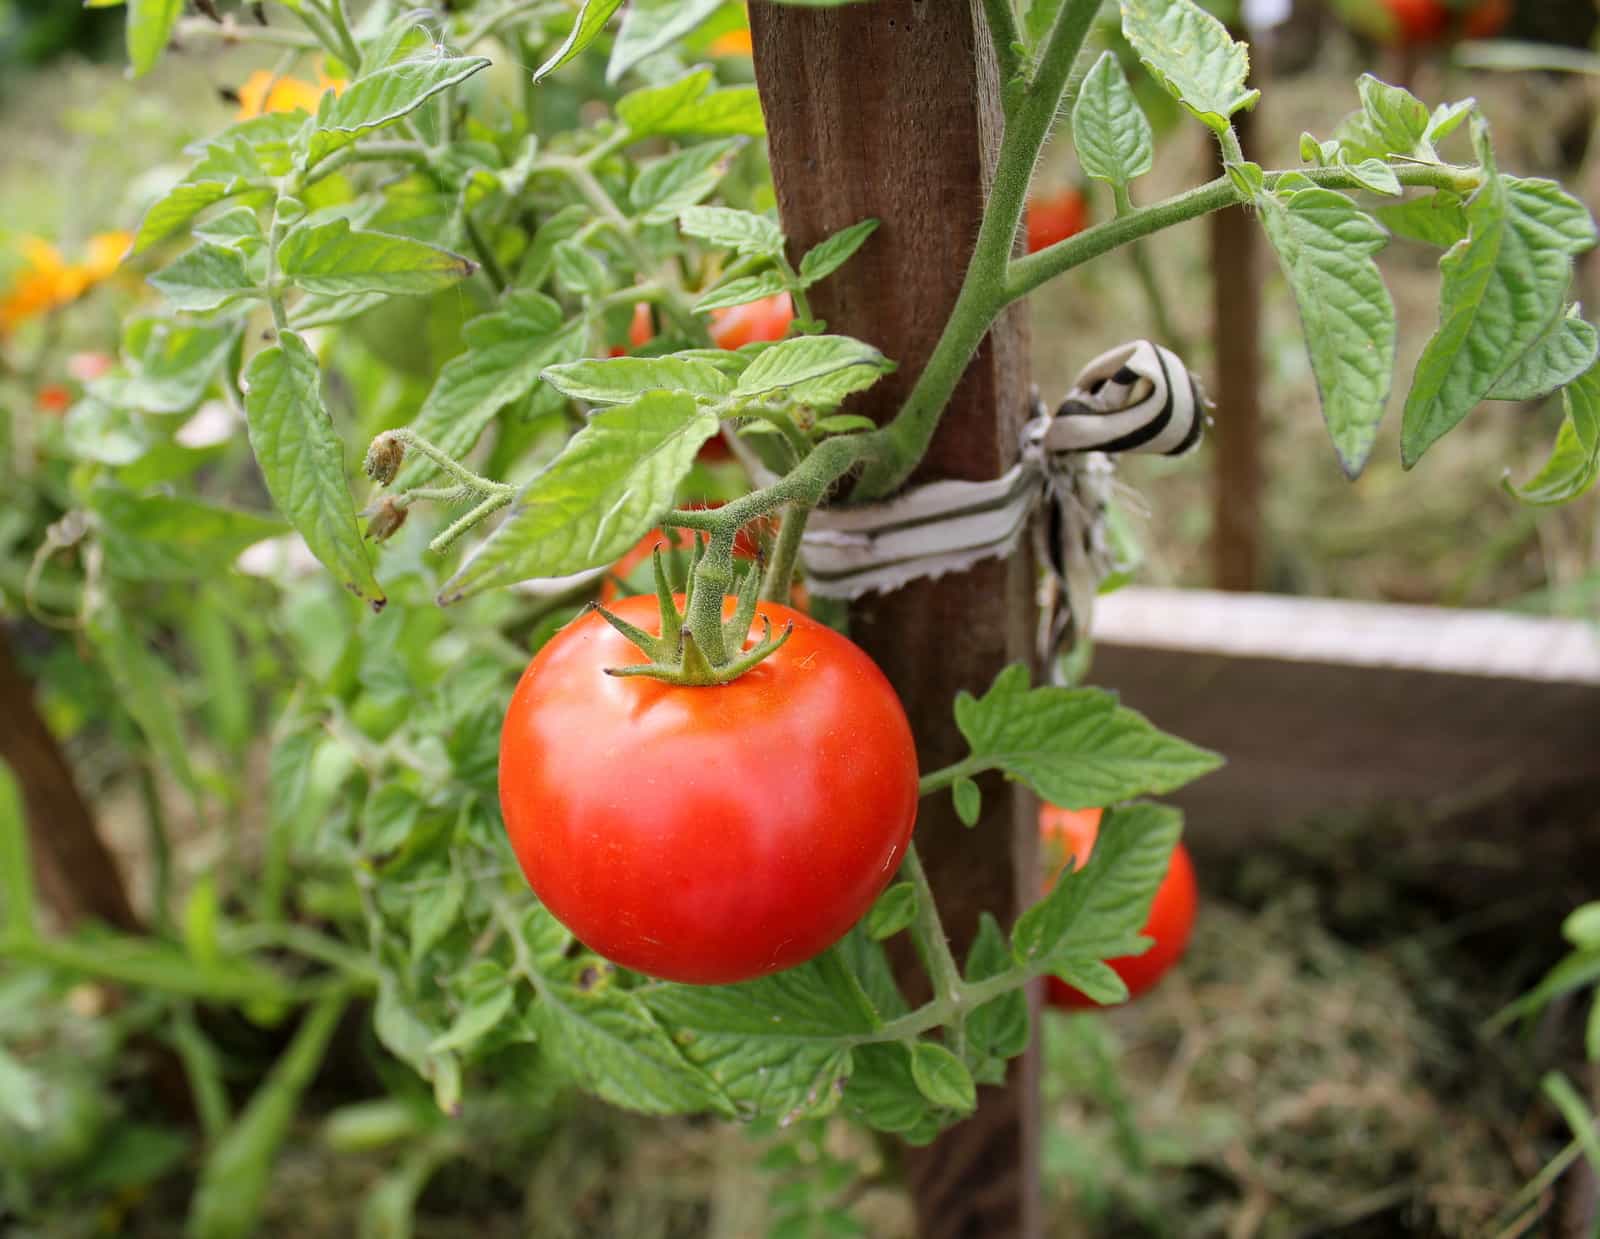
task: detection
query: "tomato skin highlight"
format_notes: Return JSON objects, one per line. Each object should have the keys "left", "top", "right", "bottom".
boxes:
{"left": 498, "top": 595, "right": 919, "bottom": 984}
{"left": 1040, "top": 806, "right": 1198, "bottom": 1009}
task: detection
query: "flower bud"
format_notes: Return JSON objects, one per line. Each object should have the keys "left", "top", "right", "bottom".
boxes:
{"left": 365, "top": 497, "right": 408, "bottom": 543}
{"left": 364, "top": 434, "right": 404, "bottom": 484}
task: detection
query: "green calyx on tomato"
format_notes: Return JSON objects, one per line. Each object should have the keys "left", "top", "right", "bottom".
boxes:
{"left": 587, "top": 532, "right": 791, "bottom": 686}
{"left": 499, "top": 593, "right": 920, "bottom": 984}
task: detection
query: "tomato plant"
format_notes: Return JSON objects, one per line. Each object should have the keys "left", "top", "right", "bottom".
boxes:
{"left": 498, "top": 593, "right": 918, "bottom": 983}
{"left": 0, "top": 0, "right": 1595, "bottom": 1232}
{"left": 1026, "top": 188, "right": 1089, "bottom": 254}
{"left": 1039, "top": 806, "right": 1197, "bottom": 1008}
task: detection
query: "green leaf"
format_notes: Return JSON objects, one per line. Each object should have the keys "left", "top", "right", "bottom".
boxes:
{"left": 278, "top": 219, "right": 476, "bottom": 297}
{"left": 1050, "top": 958, "right": 1130, "bottom": 1005}
{"left": 241, "top": 332, "right": 385, "bottom": 609}
{"left": 86, "top": 596, "right": 201, "bottom": 795}
{"left": 96, "top": 317, "right": 242, "bottom": 413}
{"left": 643, "top": 960, "right": 875, "bottom": 1122}
{"left": 678, "top": 206, "right": 784, "bottom": 259}
{"left": 953, "top": 664, "right": 1221, "bottom": 807}
{"left": 0, "top": 1046, "right": 42, "bottom": 1132}
{"left": 618, "top": 71, "right": 767, "bottom": 139}
{"left": 409, "top": 873, "right": 465, "bottom": 964}
{"left": 187, "top": 993, "right": 347, "bottom": 1239}
{"left": 126, "top": 0, "right": 181, "bottom": 76}
{"left": 438, "top": 392, "right": 717, "bottom": 601}
{"left": 533, "top": 985, "right": 731, "bottom": 1116}
{"left": 618, "top": 70, "right": 716, "bottom": 134}
{"left": 1012, "top": 802, "right": 1183, "bottom": 966}
{"left": 798, "top": 219, "right": 880, "bottom": 286}
{"left": 1337, "top": 155, "right": 1401, "bottom": 197}
{"left": 1337, "top": 75, "right": 1440, "bottom": 164}
{"left": 148, "top": 243, "right": 260, "bottom": 313}
{"left": 542, "top": 356, "right": 733, "bottom": 405}
{"left": 1119, "top": 0, "right": 1259, "bottom": 135}
{"left": 1564, "top": 904, "right": 1600, "bottom": 952}
{"left": 1071, "top": 52, "right": 1154, "bottom": 190}
{"left": 1543, "top": 1072, "right": 1600, "bottom": 1177}
{"left": 1258, "top": 185, "right": 1397, "bottom": 476}
{"left": 534, "top": 0, "right": 625, "bottom": 83}
{"left": 1402, "top": 125, "right": 1598, "bottom": 466}
{"left": 608, "top": 0, "right": 725, "bottom": 82}
{"left": 62, "top": 399, "right": 149, "bottom": 466}
{"left": 193, "top": 206, "right": 266, "bottom": 250}
{"left": 1486, "top": 310, "right": 1599, "bottom": 401}
{"left": 735, "top": 335, "right": 892, "bottom": 398}
{"left": 865, "top": 883, "right": 918, "bottom": 941}
{"left": 551, "top": 240, "right": 611, "bottom": 298}
{"left": 952, "top": 777, "right": 981, "bottom": 827}
{"left": 131, "top": 181, "right": 235, "bottom": 256}
{"left": 1486, "top": 949, "right": 1600, "bottom": 1033}
{"left": 309, "top": 54, "right": 491, "bottom": 163}
{"left": 1507, "top": 354, "right": 1600, "bottom": 505}
{"left": 842, "top": 1043, "right": 943, "bottom": 1142}
{"left": 965, "top": 914, "right": 1028, "bottom": 1086}
{"left": 90, "top": 491, "right": 285, "bottom": 582}
{"left": 0, "top": 765, "right": 36, "bottom": 942}
{"left": 908, "top": 1042, "right": 976, "bottom": 1114}
{"left": 429, "top": 989, "right": 515, "bottom": 1055}
{"left": 630, "top": 139, "right": 741, "bottom": 222}
{"left": 693, "top": 270, "right": 791, "bottom": 313}
{"left": 394, "top": 293, "right": 576, "bottom": 488}
{"left": 1373, "top": 192, "right": 1469, "bottom": 248}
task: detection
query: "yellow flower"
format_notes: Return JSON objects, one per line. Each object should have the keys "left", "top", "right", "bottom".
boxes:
{"left": 235, "top": 69, "right": 344, "bottom": 120}
{"left": 81, "top": 231, "right": 133, "bottom": 283}
{"left": 0, "top": 232, "right": 133, "bottom": 334}
{"left": 708, "top": 28, "right": 753, "bottom": 58}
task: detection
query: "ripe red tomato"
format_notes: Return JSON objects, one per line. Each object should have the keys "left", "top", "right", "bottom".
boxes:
{"left": 1041, "top": 806, "right": 1197, "bottom": 1009}
{"left": 36, "top": 383, "right": 71, "bottom": 414}
{"left": 499, "top": 594, "right": 918, "bottom": 984}
{"left": 607, "top": 302, "right": 655, "bottom": 357}
{"left": 1379, "top": 0, "right": 1507, "bottom": 44}
{"left": 710, "top": 292, "right": 793, "bottom": 349}
{"left": 1026, "top": 189, "right": 1089, "bottom": 254}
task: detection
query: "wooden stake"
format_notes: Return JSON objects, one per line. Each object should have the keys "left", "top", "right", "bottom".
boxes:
{"left": 0, "top": 627, "right": 139, "bottom": 932}
{"left": 749, "top": 4, "right": 1040, "bottom": 1235}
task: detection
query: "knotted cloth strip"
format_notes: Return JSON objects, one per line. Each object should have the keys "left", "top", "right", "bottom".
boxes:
{"left": 789, "top": 340, "right": 1207, "bottom": 602}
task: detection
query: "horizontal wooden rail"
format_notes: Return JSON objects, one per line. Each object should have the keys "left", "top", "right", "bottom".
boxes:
{"left": 1090, "top": 589, "right": 1600, "bottom": 833}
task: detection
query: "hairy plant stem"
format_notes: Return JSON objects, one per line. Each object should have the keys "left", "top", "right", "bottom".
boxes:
{"left": 265, "top": 199, "right": 290, "bottom": 335}
{"left": 760, "top": 503, "right": 808, "bottom": 604}
{"left": 900, "top": 845, "right": 970, "bottom": 1059}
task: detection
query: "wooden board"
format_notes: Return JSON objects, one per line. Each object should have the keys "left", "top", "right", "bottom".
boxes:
{"left": 1090, "top": 588, "right": 1600, "bottom": 833}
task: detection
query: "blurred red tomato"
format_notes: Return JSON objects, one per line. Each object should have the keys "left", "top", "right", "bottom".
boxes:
{"left": 1026, "top": 189, "right": 1089, "bottom": 254}
{"left": 710, "top": 292, "right": 793, "bottom": 349}
{"left": 1040, "top": 805, "right": 1198, "bottom": 1009}
{"left": 607, "top": 302, "right": 655, "bottom": 357}
{"left": 36, "top": 384, "right": 71, "bottom": 414}
{"left": 1380, "top": 0, "right": 1508, "bottom": 44}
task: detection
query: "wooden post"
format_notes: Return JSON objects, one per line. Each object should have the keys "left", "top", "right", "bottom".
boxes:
{"left": 0, "top": 627, "right": 140, "bottom": 932}
{"left": 1209, "top": 101, "right": 1263, "bottom": 592}
{"left": 748, "top": 5, "right": 1040, "bottom": 1237}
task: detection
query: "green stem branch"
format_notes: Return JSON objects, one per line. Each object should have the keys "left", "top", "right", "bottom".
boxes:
{"left": 851, "top": 0, "right": 1099, "bottom": 498}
